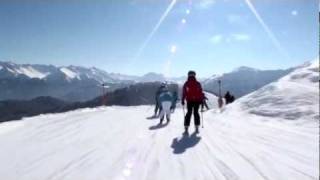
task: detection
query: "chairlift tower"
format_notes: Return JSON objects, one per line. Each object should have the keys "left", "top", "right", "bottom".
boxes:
{"left": 218, "top": 80, "right": 223, "bottom": 108}
{"left": 101, "top": 83, "right": 109, "bottom": 106}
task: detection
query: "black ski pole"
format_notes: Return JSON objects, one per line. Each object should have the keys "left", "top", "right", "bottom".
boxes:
{"left": 182, "top": 104, "right": 185, "bottom": 117}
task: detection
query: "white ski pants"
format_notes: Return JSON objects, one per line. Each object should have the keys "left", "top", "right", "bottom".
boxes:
{"left": 160, "top": 101, "right": 172, "bottom": 120}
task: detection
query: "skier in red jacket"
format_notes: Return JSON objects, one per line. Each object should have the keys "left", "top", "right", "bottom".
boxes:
{"left": 181, "top": 71, "right": 204, "bottom": 133}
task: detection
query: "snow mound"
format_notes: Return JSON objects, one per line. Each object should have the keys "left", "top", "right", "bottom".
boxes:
{"left": 0, "top": 120, "right": 25, "bottom": 135}
{"left": 204, "top": 91, "right": 219, "bottom": 109}
{"left": 232, "top": 59, "right": 319, "bottom": 120}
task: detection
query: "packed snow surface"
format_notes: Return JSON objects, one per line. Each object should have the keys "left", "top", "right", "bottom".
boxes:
{"left": 0, "top": 104, "right": 317, "bottom": 180}
{"left": 0, "top": 60, "right": 318, "bottom": 180}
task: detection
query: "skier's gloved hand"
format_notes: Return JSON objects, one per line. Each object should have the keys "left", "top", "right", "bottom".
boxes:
{"left": 181, "top": 100, "right": 185, "bottom": 106}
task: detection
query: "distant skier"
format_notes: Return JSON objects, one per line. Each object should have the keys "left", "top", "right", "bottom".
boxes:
{"left": 201, "top": 93, "right": 209, "bottom": 112}
{"left": 153, "top": 83, "right": 166, "bottom": 117}
{"left": 170, "top": 91, "right": 178, "bottom": 113}
{"left": 158, "top": 87, "right": 173, "bottom": 124}
{"left": 181, "top": 71, "right": 204, "bottom": 134}
{"left": 224, "top": 91, "right": 235, "bottom": 104}
{"left": 230, "top": 94, "right": 235, "bottom": 103}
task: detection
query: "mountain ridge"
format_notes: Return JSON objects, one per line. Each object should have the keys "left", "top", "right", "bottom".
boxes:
{"left": 0, "top": 61, "right": 295, "bottom": 102}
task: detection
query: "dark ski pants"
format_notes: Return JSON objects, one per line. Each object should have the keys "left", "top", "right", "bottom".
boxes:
{"left": 154, "top": 103, "right": 162, "bottom": 116}
{"left": 184, "top": 101, "right": 201, "bottom": 127}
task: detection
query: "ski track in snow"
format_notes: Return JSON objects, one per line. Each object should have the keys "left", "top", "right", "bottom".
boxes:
{"left": 0, "top": 105, "right": 318, "bottom": 180}
{"left": 0, "top": 60, "right": 318, "bottom": 180}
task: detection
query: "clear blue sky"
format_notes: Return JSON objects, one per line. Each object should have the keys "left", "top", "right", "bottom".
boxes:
{"left": 0, "top": 0, "right": 318, "bottom": 77}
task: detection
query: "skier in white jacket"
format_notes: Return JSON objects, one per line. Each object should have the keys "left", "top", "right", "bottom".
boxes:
{"left": 158, "top": 87, "right": 173, "bottom": 124}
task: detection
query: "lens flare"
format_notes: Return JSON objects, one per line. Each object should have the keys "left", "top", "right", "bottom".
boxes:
{"left": 170, "top": 45, "right": 177, "bottom": 54}
{"left": 134, "top": 0, "right": 178, "bottom": 61}
{"left": 291, "top": 10, "right": 298, "bottom": 16}
{"left": 244, "top": 0, "right": 290, "bottom": 60}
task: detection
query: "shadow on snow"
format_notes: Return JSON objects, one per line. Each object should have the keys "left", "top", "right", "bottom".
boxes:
{"left": 146, "top": 115, "right": 159, "bottom": 120}
{"left": 171, "top": 132, "right": 201, "bottom": 154}
{"left": 149, "top": 122, "right": 169, "bottom": 130}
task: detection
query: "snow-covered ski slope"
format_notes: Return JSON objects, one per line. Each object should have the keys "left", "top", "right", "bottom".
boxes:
{"left": 0, "top": 60, "right": 318, "bottom": 180}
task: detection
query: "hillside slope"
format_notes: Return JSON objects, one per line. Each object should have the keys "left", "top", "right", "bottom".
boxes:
{"left": 232, "top": 60, "right": 319, "bottom": 121}
{"left": 0, "top": 60, "right": 318, "bottom": 180}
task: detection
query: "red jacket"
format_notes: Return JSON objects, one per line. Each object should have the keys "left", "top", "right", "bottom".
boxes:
{"left": 182, "top": 76, "right": 204, "bottom": 102}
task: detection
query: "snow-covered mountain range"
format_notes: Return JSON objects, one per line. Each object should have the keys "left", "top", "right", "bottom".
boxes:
{"left": 0, "top": 61, "right": 121, "bottom": 83}
{"left": 0, "top": 61, "right": 295, "bottom": 102}
{"left": 0, "top": 62, "right": 182, "bottom": 102}
{"left": 0, "top": 61, "right": 185, "bottom": 83}
{"left": 0, "top": 59, "right": 318, "bottom": 180}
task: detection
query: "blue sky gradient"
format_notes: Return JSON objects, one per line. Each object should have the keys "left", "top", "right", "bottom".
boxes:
{"left": 0, "top": 0, "right": 318, "bottom": 77}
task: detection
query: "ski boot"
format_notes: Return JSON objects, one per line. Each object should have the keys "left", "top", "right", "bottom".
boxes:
{"left": 166, "top": 115, "right": 170, "bottom": 124}
{"left": 159, "top": 117, "right": 164, "bottom": 124}
{"left": 183, "top": 126, "right": 189, "bottom": 135}
{"left": 195, "top": 126, "right": 199, "bottom": 134}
